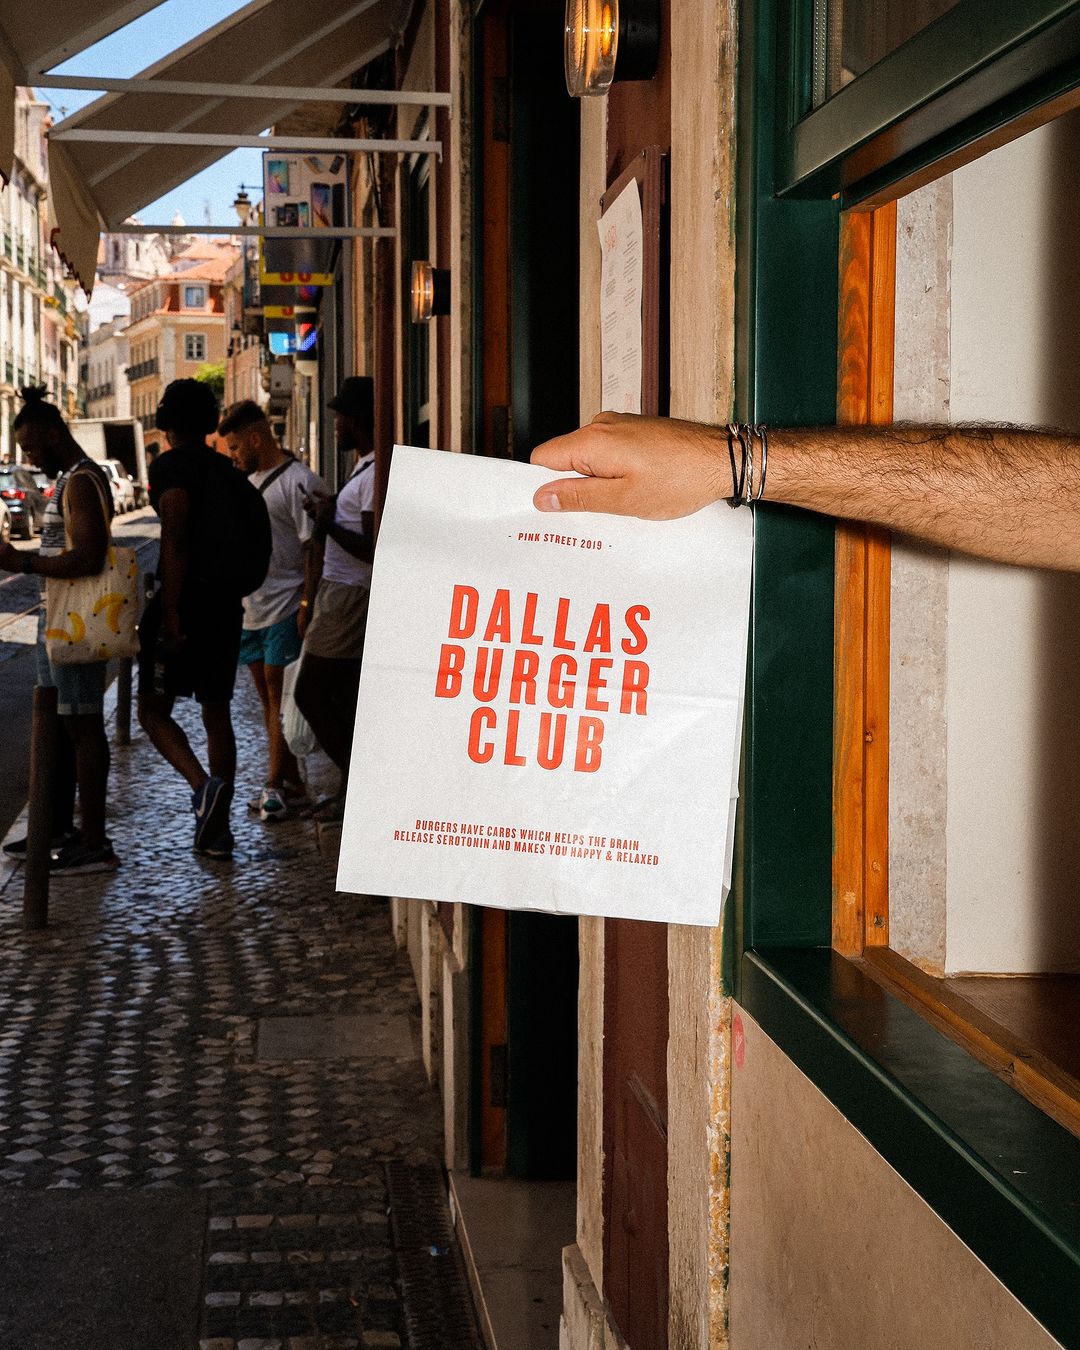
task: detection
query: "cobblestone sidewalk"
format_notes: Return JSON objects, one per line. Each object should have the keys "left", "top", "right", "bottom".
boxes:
{"left": 0, "top": 680, "right": 479, "bottom": 1349}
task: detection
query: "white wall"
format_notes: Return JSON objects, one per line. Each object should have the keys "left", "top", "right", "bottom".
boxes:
{"left": 892, "top": 110, "right": 1080, "bottom": 974}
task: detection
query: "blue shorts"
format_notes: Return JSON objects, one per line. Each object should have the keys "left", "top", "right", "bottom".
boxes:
{"left": 239, "top": 610, "right": 303, "bottom": 669}
{"left": 36, "top": 612, "right": 108, "bottom": 716}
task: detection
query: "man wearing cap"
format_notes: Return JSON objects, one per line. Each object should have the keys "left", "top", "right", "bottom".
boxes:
{"left": 294, "top": 376, "right": 377, "bottom": 819}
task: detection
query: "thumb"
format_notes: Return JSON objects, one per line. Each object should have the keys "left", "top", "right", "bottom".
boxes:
{"left": 533, "top": 474, "right": 627, "bottom": 516}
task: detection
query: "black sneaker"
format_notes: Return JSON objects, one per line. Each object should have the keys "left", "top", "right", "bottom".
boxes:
{"left": 192, "top": 776, "right": 230, "bottom": 851}
{"left": 3, "top": 829, "right": 79, "bottom": 859}
{"left": 50, "top": 839, "right": 120, "bottom": 876}
{"left": 196, "top": 828, "right": 235, "bottom": 859}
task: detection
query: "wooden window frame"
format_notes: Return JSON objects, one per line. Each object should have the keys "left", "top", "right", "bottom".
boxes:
{"left": 833, "top": 199, "right": 1080, "bottom": 1141}
{"left": 832, "top": 203, "right": 893, "bottom": 957}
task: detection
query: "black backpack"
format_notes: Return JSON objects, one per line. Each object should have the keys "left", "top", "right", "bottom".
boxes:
{"left": 191, "top": 453, "right": 272, "bottom": 598}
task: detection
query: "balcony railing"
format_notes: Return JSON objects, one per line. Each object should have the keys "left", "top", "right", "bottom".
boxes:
{"left": 127, "top": 358, "right": 159, "bottom": 382}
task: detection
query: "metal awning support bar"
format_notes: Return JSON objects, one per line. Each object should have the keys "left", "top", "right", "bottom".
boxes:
{"left": 50, "top": 129, "right": 440, "bottom": 156}
{"left": 117, "top": 224, "right": 396, "bottom": 238}
{"left": 32, "top": 73, "right": 452, "bottom": 107}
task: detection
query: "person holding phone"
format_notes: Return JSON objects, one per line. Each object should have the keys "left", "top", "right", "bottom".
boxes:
{"left": 293, "top": 376, "right": 377, "bottom": 821}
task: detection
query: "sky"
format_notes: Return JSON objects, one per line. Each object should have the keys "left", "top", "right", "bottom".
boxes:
{"left": 35, "top": 0, "right": 264, "bottom": 229}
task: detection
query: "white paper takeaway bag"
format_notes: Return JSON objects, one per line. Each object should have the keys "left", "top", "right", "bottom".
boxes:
{"left": 337, "top": 445, "right": 753, "bottom": 927}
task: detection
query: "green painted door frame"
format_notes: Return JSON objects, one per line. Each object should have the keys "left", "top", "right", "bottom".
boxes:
{"left": 734, "top": 0, "right": 839, "bottom": 962}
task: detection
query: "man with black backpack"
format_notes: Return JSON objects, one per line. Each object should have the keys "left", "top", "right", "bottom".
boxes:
{"left": 137, "top": 379, "right": 271, "bottom": 858}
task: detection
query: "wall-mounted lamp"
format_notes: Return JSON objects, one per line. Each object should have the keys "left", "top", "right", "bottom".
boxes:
{"left": 564, "top": 0, "right": 660, "bottom": 98}
{"left": 411, "top": 261, "right": 451, "bottom": 323}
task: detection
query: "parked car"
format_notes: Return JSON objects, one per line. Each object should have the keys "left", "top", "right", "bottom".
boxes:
{"left": 100, "top": 459, "right": 136, "bottom": 514}
{"left": 0, "top": 465, "right": 48, "bottom": 539}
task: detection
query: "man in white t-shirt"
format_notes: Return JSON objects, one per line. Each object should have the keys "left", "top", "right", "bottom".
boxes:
{"left": 220, "top": 400, "right": 326, "bottom": 821}
{"left": 294, "top": 377, "right": 377, "bottom": 819}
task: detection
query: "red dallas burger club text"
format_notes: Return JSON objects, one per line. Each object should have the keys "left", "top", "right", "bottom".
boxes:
{"left": 435, "top": 584, "right": 650, "bottom": 772}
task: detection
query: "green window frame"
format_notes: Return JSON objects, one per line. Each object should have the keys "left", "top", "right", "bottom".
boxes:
{"left": 780, "top": 0, "right": 1080, "bottom": 203}
{"left": 731, "top": 0, "right": 1080, "bottom": 1338}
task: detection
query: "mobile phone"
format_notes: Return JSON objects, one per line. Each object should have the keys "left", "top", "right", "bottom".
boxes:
{"left": 331, "top": 182, "right": 346, "bottom": 227}
{"left": 311, "top": 183, "right": 331, "bottom": 228}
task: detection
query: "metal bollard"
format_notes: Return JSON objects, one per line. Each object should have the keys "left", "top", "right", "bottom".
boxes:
{"left": 23, "top": 685, "right": 58, "bottom": 930}
{"left": 115, "top": 657, "right": 133, "bottom": 746}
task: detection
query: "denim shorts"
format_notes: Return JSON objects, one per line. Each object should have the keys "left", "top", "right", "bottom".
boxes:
{"left": 35, "top": 612, "right": 108, "bottom": 716}
{"left": 239, "top": 609, "right": 303, "bottom": 669}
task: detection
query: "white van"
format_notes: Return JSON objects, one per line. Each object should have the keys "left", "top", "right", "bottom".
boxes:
{"left": 68, "top": 419, "right": 148, "bottom": 507}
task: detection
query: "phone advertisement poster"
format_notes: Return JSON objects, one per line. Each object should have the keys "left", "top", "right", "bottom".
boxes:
{"left": 261, "top": 151, "right": 349, "bottom": 281}
{"left": 262, "top": 150, "right": 348, "bottom": 229}
{"left": 337, "top": 447, "right": 754, "bottom": 927}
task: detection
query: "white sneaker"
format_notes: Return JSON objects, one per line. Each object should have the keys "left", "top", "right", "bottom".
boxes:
{"left": 259, "top": 784, "right": 287, "bottom": 822}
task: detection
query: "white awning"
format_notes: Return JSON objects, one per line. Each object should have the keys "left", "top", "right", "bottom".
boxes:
{"left": 47, "top": 0, "right": 414, "bottom": 291}
{"left": 0, "top": 1, "right": 166, "bottom": 179}
{"left": 0, "top": 1, "right": 166, "bottom": 82}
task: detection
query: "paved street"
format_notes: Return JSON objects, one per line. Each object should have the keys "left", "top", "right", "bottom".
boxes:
{"left": 0, "top": 675, "right": 482, "bottom": 1349}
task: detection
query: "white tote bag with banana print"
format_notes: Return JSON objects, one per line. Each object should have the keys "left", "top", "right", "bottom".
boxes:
{"left": 44, "top": 468, "right": 140, "bottom": 664}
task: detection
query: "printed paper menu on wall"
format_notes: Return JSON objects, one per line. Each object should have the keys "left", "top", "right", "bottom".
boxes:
{"left": 337, "top": 446, "right": 753, "bottom": 926}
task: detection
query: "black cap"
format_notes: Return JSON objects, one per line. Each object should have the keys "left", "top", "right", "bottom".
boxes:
{"left": 327, "top": 375, "right": 374, "bottom": 422}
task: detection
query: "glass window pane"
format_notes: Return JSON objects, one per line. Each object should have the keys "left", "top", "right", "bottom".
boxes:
{"left": 815, "top": 0, "right": 963, "bottom": 105}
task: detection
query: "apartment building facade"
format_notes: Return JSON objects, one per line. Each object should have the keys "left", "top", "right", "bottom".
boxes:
{"left": 1, "top": 87, "right": 80, "bottom": 460}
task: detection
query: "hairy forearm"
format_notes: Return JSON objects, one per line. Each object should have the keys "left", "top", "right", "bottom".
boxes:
{"left": 767, "top": 423, "right": 1080, "bottom": 569}
{"left": 530, "top": 413, "right": 1080, "bottom": 572}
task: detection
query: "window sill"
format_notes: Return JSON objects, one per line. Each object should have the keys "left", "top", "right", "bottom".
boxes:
{"left": 741, "top": 946, "right": 1080, "bottom": 1345}
{"left": 862, "top": 947, "right": 1080, "bottom": 1142}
